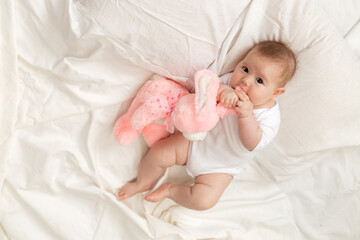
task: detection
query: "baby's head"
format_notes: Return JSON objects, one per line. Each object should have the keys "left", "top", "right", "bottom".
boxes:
{"left": 253, "top": 41, "right": 296, "bottom": 86}
{"left": 231, "top": 41, "right": 296, "bottom": 108}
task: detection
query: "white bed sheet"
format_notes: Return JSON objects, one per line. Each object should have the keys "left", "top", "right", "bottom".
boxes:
{"left": 1, "top": 0, "right": 359, "bottom": 239}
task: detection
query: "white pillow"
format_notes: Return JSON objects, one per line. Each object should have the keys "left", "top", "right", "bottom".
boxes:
{"left": 76, "top": 0, "right": 251, "bottom": 80}
{"left": 78, "top": 0, "right": 360, "bottom": 158}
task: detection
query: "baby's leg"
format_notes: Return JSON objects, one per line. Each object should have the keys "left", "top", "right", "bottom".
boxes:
{"left": 145, "top": 173, "right": 233, "bottom": 211}
{"left": 118, "top": 132, "right": 189, "bottom": 200}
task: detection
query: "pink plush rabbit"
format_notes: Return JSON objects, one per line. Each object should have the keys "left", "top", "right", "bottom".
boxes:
{"left": 114, "top": 70, "right": 234, "bottom": 146}
{"left": 114, "top": 76, "right": 189, "bottom": 146}
{"left": 171, "top": 69, "right": 235, "bottom": 141}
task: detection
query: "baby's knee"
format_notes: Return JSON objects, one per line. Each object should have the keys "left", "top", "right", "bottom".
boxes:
{"left": 192, "top": 196, "right": 218, "bottom": 211}
{"left": 148, "top": 138, "right": 176, "bottom": 167}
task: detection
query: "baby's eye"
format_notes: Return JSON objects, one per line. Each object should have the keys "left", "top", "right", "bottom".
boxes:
{"left": 256, "top": 77, "right": 263, "bottom": 84}
{"left": 242, "top": 66, "right": 248, "bottom": 73}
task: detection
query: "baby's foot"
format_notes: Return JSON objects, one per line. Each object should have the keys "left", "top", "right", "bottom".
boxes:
{"left": 144, "top": 182, "right": 172, "bottom": 202}
{"left": 118, "top": 179, "right": 149, "bottom": 200}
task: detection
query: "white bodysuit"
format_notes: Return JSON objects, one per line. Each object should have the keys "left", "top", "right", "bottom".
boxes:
{"left": 185, "top": 73, "right": 281, "bottom": 177}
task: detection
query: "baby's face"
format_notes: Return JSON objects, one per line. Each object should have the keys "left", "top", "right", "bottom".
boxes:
{"left": 230, "top": 49, "right": 285, "bottom": 108}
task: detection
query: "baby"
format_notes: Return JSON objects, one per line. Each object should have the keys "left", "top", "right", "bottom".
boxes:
{"left": 118, "top": 41, "right": 296, "bottom": 210}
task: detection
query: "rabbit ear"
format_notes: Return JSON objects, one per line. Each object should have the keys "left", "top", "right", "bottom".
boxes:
{"left": 196, "top": 74, "right": 212, "bottom": 111}
{"left": 193, "top": 70, "right": 219, "bottom": 119}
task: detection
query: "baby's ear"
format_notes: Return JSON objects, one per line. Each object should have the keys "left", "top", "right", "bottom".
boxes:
{"left": 273, "top": 87, "right": 286, "bottom": 98}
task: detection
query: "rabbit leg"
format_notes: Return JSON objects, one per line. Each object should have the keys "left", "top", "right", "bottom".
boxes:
{"left": 114, "top": 112, "right": 142, "bottom": 145}
{"left": 142, "top": 122, "right": 170, "bottom": 146}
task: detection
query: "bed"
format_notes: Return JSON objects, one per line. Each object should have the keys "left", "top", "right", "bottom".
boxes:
{"left": 1, "top": 0, "right": 359, "bottom": 239}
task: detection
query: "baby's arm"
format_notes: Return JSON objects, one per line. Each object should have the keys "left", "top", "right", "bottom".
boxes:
{"left": 235, "top": 90, "right": 262, "bottom": 151}
{"left": 218, "top": 83, "right": 238, "bottom": 108}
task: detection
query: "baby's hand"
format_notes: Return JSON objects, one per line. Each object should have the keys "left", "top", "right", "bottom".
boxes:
{"left": 235, "top": 89, "right": 253, "bottom": 118}
{"left": 220, "top": 88, "right": 239, "bottom": 108}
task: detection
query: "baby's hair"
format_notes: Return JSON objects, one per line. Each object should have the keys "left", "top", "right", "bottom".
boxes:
{"left": 253, "top": 41, "right": 296, "bottom": 86}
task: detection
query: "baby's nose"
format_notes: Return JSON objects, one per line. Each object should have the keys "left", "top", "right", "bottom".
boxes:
{"left": 242, "top": 76, "right": 251, "bottom": 86}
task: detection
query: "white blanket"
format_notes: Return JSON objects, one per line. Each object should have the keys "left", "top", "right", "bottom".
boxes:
{"left": 1, "top": 0, "right": 359, "bottom": 239}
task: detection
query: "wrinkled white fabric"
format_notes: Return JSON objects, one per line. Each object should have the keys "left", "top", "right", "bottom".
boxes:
{"left": 0, "top": 0, "right": 360, "bottom": 239}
